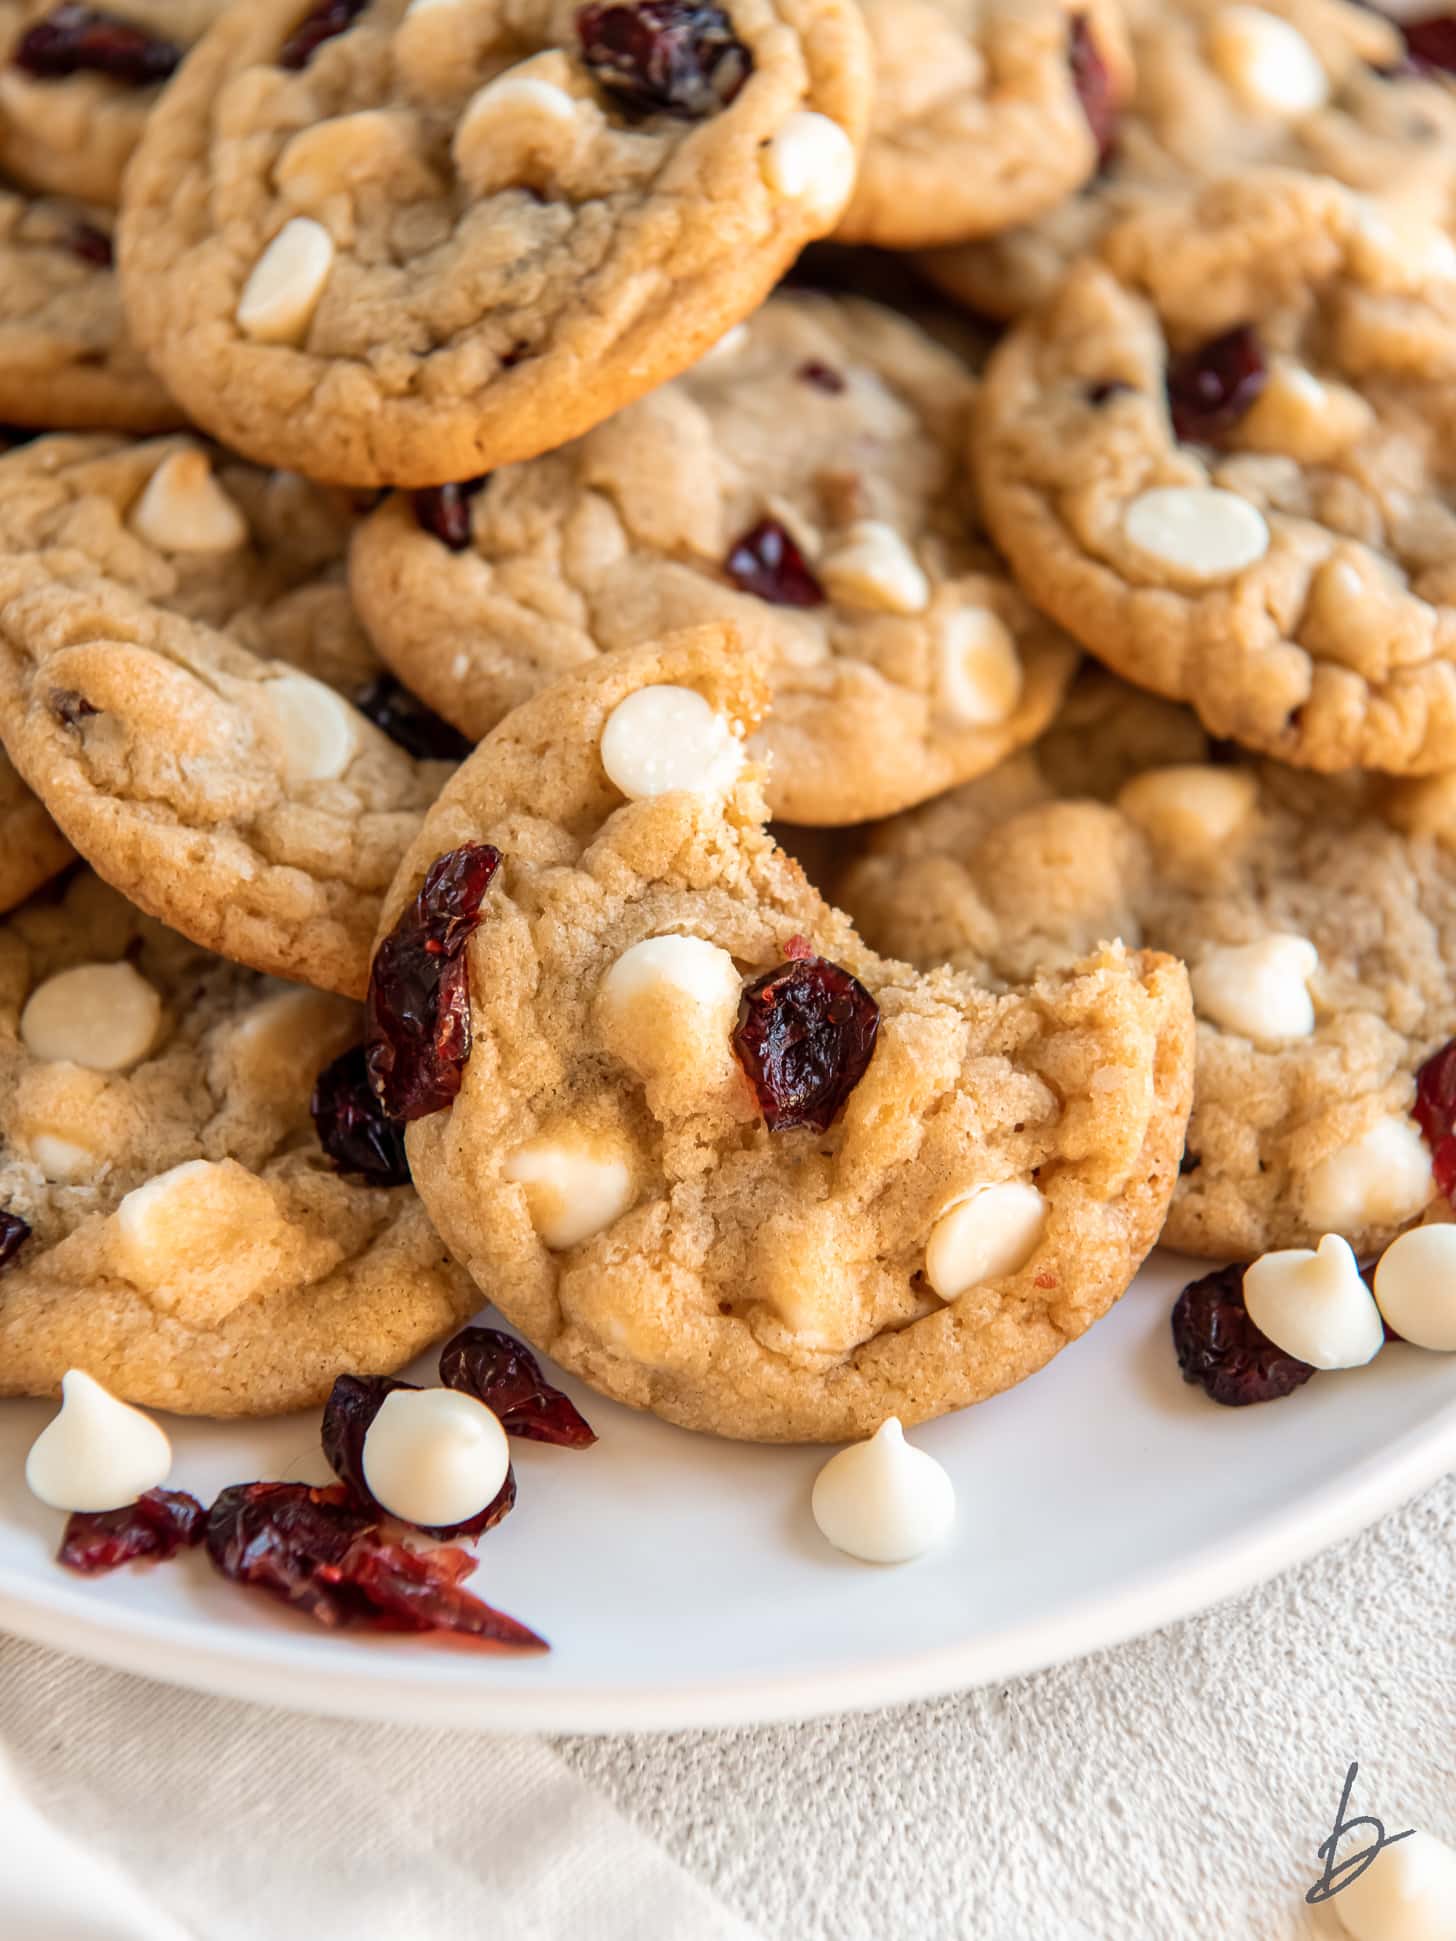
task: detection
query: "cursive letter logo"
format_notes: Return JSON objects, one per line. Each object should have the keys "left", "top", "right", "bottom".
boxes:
{"left": 1306, "top": 1762, "right": 1414, "bottom": 1905}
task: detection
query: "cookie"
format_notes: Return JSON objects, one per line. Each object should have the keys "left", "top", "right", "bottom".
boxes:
{"left": 0, "top": 1, "right": 225, "bottom": 204}
{"left": 0, "top": 870, "right": 478, "bottom": 1415}
{"left": 117, "top": 0, "right": 874, "bottom": 487}
{"left": 841, "top": 670, "right": 1456, "bottom": 1261}
{"left": 0, "top": 186, "right": 179, "bottom": 432}
{"left": 922, "top": 0, "right": 1455, "bottom": 320}
{"left": 376, "top": 627, "right": 1193, "bottom": 1443}
{"left": 349, "top": 293, "right": 1078, "bottom": 824}
{"left": 0, "top": 435, "right": 458, "bottom": 995}
{"left": 834, "top": 0, "right": 1132, "bottom": 250}
{"left": 0, "top": 750, "right": 73, "bottom": 913}
{"left": 975, "top": 169, "right": 1456, "bottom": 774}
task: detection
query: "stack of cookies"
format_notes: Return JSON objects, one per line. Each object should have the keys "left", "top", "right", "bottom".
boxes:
{"left": 0, "top": 0, "right": 1451, "bottom": 1443}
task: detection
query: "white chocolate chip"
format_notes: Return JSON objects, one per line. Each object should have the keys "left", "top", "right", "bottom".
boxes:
{"left": 1189, "top": 933, "right": 1318, "bottom": 1044}
{"left": 1124, "top": 486, "right": 1270, "bottom": 580}
{"left": 112, "top": 1158, "right": 306, "bottom": 1322}
{"left": 599, "top": 934, "right": 740, "bottom": 1027}
{"left": 600, "top": 685, "right": 743, "bottom": 801}
{"left": 1373, "top": 1225, "right": 1456, "bottom": 1352}
{"left": 1352, "top": 202, "right": 1456, "bottom": 292}
{"left": 236, "top": 218, "right": 335, "bottom": 345}
{"left": 596, "top": 934, "right": 742, "bottom": 1101}
{"left": 20, "top": 962, "right": 161, "bottom": 1072}
{"left": 453, "top": 59, "right": 582, "bottom": 198}
{"left": 1116, "top": 764, "right": 1258, "bottom": 856}
{"left": 697, "top": 322, "right": 750, "bottom": 366}
{"left": 925, "top": 1182, "right": 1047, "bottom": 1300}
{"left": 761, "top": 112, "right": 857, "bottom": 222}
{"left": 819, "top": 522, "right": 930, "bottom": 614}
{"left": 1235, "top": 361, "right": 1374, "bottom": 464}
{"left": 1243, "top": 1232, "right": 1384, "bottom": 1370}
{"left": 25, "top": 1370, "right": 172, "bottom": 1515}
{"left": 275, "top": 109, "right": 432, "bottom": 211}
{"left": 30, "top": 1133, "right": 97, "bottom": 1183}
{"left": 1302, "top": 1116, "right": 1434, "bottom": 1236}
{"left": 1333, "top": 1827, "right": 1456, "bottom": 1941}
{"left": 255, "top": 672, "right": 359, "bottom": 786}
{"left": 129, "top": 450, "right": 249, "bottom": 555}
{"left": 362, "top": 1387, "right": 510, "bottom": 1530}
{"left": 503, "top": 1136, "right": 635, "bottom": 1250}
{"left": 935, "top": 608, "right": 1024, "bottom": 728}
{"left": 1207, "top": 6, "right": 1329, "bottom": 115}
{"left": 811, "top": 1418, "right": 956, "bottom": 1566}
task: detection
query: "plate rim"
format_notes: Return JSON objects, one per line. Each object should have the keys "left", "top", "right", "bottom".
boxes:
{"left": 2, "top": 1386, "right": 1453, "bottom": 1735}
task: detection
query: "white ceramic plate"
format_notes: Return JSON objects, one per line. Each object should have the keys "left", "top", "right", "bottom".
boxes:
{"left": 1, "top": 1249, "right": 1453, "bottom": 1734}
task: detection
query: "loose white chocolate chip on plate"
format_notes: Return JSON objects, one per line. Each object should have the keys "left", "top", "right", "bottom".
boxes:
{"left": 504, "top": 1138, "right": 635, "bottom": 1250}
{"left": 935, "top": 609, "right": 1024, "bottom": 729}
{"left": 811, "top": 1419, "right": 956, "bottom": 1565}
{"left": 362, "top": 1387, "right": 511, "bottom": 1529}
{"left": 1207, "top": 6, "right": 1329, "bottom": 116}
{"left": 761, "top": 112, "right": 857, "bottom": 221}
{"left": 20, "top": 962, "right": 162, "bottom": 1072}
{"left": 129, "top": 450, "right": 249, "bottom": 555}
{"left": 256, "top": 673, "right": 360, "bottom": 786}
{"left": 1333, "top": 1827, "right": 1456, "bottom": 1941}
{"left": 1301, "top": 1116, "right": 1433, "bottom": 1235}
{"left": 1243, "top": 1232, "right": 1384, "bottom": 1370}
{"left": 1373, "top": 1226, "right": 1456, "bottom": 1352}
{"left": 819, "top": 522, "right": 930, "bottom": 615}
{"left": 600, "top": 686, "right": 743, "bottom": 801}
{"left": 236, "top": 218, "right": 335, "bottom": 345}
{"left": 25, "top": 1369, "right": 172, "bottom": 1514}
{"left": 925, "top": 1182, "right": 1047, "bottom": 1301}
{"left": 1116, "top": 765, "right": 1258, "bottom": 855}
{"left": 1123, "top": 486, "right": 1270, "bottom": 579}
{"left": 1189, "top": 933, "right": 1318, "bottom": 1045}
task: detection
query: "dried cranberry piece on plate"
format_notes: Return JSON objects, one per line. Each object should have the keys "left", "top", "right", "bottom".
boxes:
{"left": 58, "top": 1489, "right": 207, "bottom": 1573}
{"left": 1414, "top": 1038, "right": 1456, "bottom": 1202}
{"left": 1171, "top": 1262, "right": 1316, "bottom": 1406}
{"left": 439, "top": 1327, "right": 597, "bottom": 1448}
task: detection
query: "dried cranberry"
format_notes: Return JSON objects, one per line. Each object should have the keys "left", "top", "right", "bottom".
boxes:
{"left": 412, "top": 477, "right": 487, "bottom": 551}
{"left": 0, "top": 1210, "right": 29, "bottom": 1269}
{"left": 440, "top": 1326, "right": 598, "bottom": 1448}
{"left": 1068, "top": 15, "right": 1118, "bottom": 168}
{"left": 67, "top": 222, "right": 112, "bottom": 267}
{"left": 59, "top": 1489, "right": 207, "bottom": 1574}
{"left": 732, "top": 954, "right": 879, "bottom": 1133}
{"left": 1414, "top": 1038, "right": 1456, "bottom": 1201}
{"left": 204, "top": 1482, "right": 544, "bottom": 1648}
{"left": 1401, "top": 13, "right": 1456, "bottom": 72}
{"left": 320, "top": 1372, "right": 517, "bottom": 1537}
{"left": 14, "top": 5, "right": 180, "bottom": 82}
{"left": 278, "top": 0, "right": 367, "bottom": 70}
{"left": 1166, "top": 325, "right": 1268, "bottom": 444}
{"left": 1171, "top": 1262, "right": 1316, "bottom": 1406}
{"left": 364, "top": 842, "right": 501, "bottom": 1122}
{"left": 797, "top": 360, "right": 846, "bottom": 394}
{"left": 725, "top": 518, "right": 825, "bottom": 607}
{"left": 310, "top": 1044, "right": 411, "bottom": 1186}
{"left": 577, "top": 1, "right": 750, "bottom": 118}
{"left": 353, "top": 675, "right": 472, "bottom": 763}
{"left": 1086, "top": 378, "right": 1133, "bottom": 405}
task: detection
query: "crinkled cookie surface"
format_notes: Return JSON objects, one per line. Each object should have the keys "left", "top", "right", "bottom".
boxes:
{"left": 384, "top": 628, "right": 1192, "bottom": 1442}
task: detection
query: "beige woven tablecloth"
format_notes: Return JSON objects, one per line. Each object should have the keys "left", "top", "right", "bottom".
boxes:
{"left": 2, "top": 1473, "right": 1452, "bottom": 1940}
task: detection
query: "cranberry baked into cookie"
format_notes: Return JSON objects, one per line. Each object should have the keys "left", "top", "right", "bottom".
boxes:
{"left": 371, "top": 628, "right": 1193, "bottom": 1443}
{"left": 976, "top": 170, "right": 1456, "bottom": 773}
{"left": 0, "top": 436, "right": 460, "bottom": 995}
{"left": 350, "top": 293, "right": 1078, "bottom": 824}
{"left": 835, "top": 0, "right": 1131, "bottom": 250}
{"left": 0, "top": 872, "right": 478, "bottom": 1416}
{"left": 118, "top": 0, "right": 874, "bottom": 486}
{"left": 922, "top": 0, "right": 1453, "bottom": 320}
{"left": 841, "top": 673, "right": 1451, "bottom": 1261}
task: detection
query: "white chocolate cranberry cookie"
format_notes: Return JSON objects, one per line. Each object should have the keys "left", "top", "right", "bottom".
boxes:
{"left": 372, "top": 627, "right": 1193, "bottom": 1442}
{"left": 921, "top": 0, "right": 1456, "bottom": 320}
{"left": 117, "top": 0, "right": 873, "bottom": 487}
{"left": 0, "top": 187, "right": 180, "bottom": 432}
{"left": 0, "top": 1, "right": 227, "bottom": 205}
{"left": 0, "top": 750, "right": 72, "bottom": 913}
{"left": 0, "top": 443, "right": 461, "bottom": 994}
{"left": 835, "top": 0, "right": 1132, "bottom": 250}
{"left": 0, "top": 870, "right": 478, "bottom": 1415}
{"left": 975, "top": 170, "right": 1456, "bottom": 773}
{"left": 350, "top": 294, "right": 1078, "bottom": 824}
{"left": 841, "top": 671, "right": 1455, "bottom": 1260}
